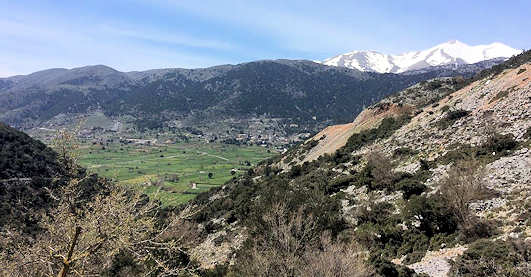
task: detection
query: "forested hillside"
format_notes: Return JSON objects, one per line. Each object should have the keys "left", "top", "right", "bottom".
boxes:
{"left": 0, "top": 60, "right": 499, "bottom": 137}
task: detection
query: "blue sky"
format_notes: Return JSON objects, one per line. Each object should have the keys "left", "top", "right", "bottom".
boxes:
{"left": 1, "top": 0, "right": 529, "bottom": 77}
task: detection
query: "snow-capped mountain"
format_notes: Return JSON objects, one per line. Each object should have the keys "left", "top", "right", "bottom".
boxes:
{"left": 322, "top": 40, "right": 522, "bottom": 73}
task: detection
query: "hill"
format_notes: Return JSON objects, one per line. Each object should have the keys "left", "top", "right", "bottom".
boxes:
{"left": 0, "top": 122, "right": 101, "bottom": 233}
{"left": 180, "top": 50, "right": 531, "bottom": 276}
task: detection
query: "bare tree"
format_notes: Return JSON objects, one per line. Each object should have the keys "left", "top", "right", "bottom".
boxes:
{"left": 0, "top": 128, "right": 199, "bottom": 277}
{"left": 238, "top": 203, "right": 371, "bottom": 277}
{"left": 301, "top": 233, "right": 371, "bottom": 277}
{"left": 438, "top": 159, "right": 496, "bottom": 240}
{"left": 439, "top": 159, "right": 490, "bottom": 225}
{"left": 366, "top": 151, "right": 396, "bottom": 190}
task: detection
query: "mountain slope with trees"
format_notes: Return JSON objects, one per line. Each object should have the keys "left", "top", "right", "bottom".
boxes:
{"left": 0, "top": 60, "right": 502, "bottom": 138}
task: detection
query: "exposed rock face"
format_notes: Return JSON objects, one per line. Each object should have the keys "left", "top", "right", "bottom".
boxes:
{"left": 405, "top": 245, "right": 468, "bottom": 277}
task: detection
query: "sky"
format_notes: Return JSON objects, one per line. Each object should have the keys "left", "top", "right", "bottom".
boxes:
{"left": 0, "top": 0, "right": 529, "bottom": 77}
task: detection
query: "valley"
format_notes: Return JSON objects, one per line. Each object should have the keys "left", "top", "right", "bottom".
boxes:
{"left": 0, "top": 28, "right": 529, "bottom": 276}
{"left": 77, "top": 141, "right": 275, "bottom": 206}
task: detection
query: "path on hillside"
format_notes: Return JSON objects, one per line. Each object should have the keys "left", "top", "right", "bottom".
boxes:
{"left": 197, "top": 151, "right": 229, "bottom": 161}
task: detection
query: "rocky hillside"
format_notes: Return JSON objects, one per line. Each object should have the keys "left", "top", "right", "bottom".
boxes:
{"left": 0, "top": 59, "right": 499, "bottom": 140}
{"left": 180, "top": 51, "right": 531, "bottom": 276}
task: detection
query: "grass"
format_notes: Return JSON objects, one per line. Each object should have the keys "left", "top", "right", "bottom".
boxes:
{"left": 78, "top": 142, "right": 275, "bottom": 206}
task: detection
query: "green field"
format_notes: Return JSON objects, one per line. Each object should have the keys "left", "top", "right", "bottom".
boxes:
{"left": 79, "top": 142, "right": 275, "bottom": 206}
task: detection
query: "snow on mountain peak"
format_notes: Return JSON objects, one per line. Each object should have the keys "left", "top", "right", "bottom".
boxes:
{"left": 323, "top": 41, "right": 522, "bottom": 73}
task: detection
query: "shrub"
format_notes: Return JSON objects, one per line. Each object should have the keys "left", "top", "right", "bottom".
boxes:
{"left": 438, "top": 132, "right": 518, "bottom": 165}
{"left": 436, "top": 109, "right": 470, "bottom": 129}
{"left": 449, "top": 239, "right": 531, "bottom": 277}
{"left": 489, "top": 89, "right": 510, "bottom": 103}
{"left": 403, "top": 251, "right": 425, "bottom": 265}
{"left": 392, "top": 147, "right": 418, "bottom": 158}
{"left": 396, "top": 179, "right": 427, "bottom": 200}
{"left": 365, "top": 152, "right": 396, "bottom": 191}
{"left": 236, "top": 204, "right": 371, "bottom": 277}
{"left": 524, "top": 126, "right": 531, "bottom": 139}
{"left": 438, "top": 160, "right": 497, "bottom": 241}
{"left": 369, "top": 255, "right": 418, "bottom": 277}
{"left": 481, "top": 132, "right": 518, "bottom": 154}
{"left": 404, "top": 195, "right": 458, "bottom": 236}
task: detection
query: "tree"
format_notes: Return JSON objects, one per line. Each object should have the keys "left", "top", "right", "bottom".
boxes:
{"left": 438, "top": 159, "right": 495, "bottom": 240}
{"left": 0, "top": 128, "right": 199, "bottom": 277}
{"left": 236, "top": 203, "right": 371, "bottom": 277}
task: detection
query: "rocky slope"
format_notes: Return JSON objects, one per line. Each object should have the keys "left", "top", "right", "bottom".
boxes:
{"left": 182, "top": 51, "right": 531, "bottom": 276}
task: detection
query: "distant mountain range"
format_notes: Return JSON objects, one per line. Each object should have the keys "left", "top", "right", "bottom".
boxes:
{"left": 322, "top": 40, "right": 522, "bottom": 73}
{"left": 0, "top": 57, "right": 506, "bottom": 142}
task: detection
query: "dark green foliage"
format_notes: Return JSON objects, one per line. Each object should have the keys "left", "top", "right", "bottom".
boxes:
{"left": 351, "top": 158, "right": 429, "bottom": 199}
{"left": 0, "top": 122, "right": 62, "bottom": 179}
{"left": 135, "top": 118, "right": 164, "bottom": 131}
{"left": 438, "top": 133, "right": 518, "bottom": 165}
{"left": 301, "top": 139, "right": 319, "bottom": 151}
{"left": 395, "top": 178, "right": 427, "bottom": 200}
{"left": 339, "top": 116, "right": 411, "bottom": 160}
{"left": 524, "top": 127, "right": 531, "bottom": 140}
{"left": 458, "top": 219, "right": 498, "bottom": 243}
{"left": 191, "top": 158, "right": 348, "bottom": 247}
{"left": 482, "top": 132, "right": 518, "bottom": 153}
{"left": 353, "top": 192, "right": 459, "bottom": 267}
{"left": 404, "top": 195, "right": 458, "bottom": 236}
{"left": 0, "top": 122, "right": 106, "bottom": 235}
{"left": 393, "top": 147, "right": 418, "bottom": 158}
{"left": 369, "top": 255, "right": 419, "bottom": 277}
{"left": 467, "top": 50, "right": 531, "bottom": 84}
{"left": 403, "top": 251, "right": 425, "bottom": 265}
{"left": 427, "top": 79, "right": 443, "bottom": 89}
{"left": 450, "top": 239, "right": 531, "bottom": 277}
{"left": 436, "top": 109, "right": 470, "bottom": 129}
{"left": 327, "top": 175, "right": 357, "bottom": 194}
{"left": 517, "top": 68, "right": 527, "bottom": 74}
{"left": 0, "top": 122, "right": 62, "bottom": 232}
{"left": 489, "top": 89, "right": 510, "bottom": 103}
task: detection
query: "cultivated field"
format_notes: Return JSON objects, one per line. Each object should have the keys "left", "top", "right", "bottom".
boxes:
{"left": 79, "top": 142, "right": 275, "bottom": 206}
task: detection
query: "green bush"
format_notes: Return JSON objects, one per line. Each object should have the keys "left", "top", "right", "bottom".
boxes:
{"left": 450, "top": 239, "right": 531, "bottom": 277}
{"left": 396, "top": 179, "right": 427, "bottom": 200}
{"left": 392, "top": 147, "right": 418, "bottom": 158}
{"left": 404, "top": 195, "right": 458, "bottom": 236}
{"left": 438, "top": 133, "right": 518, "bottom": 165}
{"left": 524, "top": 126, "right": 531, "bottom": 139}
{"left": 436, "top": 109, "right": 470, "bottom": 129}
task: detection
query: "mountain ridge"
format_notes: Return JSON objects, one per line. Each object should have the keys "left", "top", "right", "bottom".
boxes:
{"left": 0, "top": 59, "right": 499, "bottom": 146}
{"left": 323, "top": 40, "right": 522, "bottom": 73}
